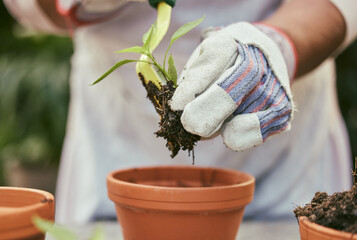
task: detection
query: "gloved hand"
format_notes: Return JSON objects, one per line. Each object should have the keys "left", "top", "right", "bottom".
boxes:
{"left": 170, "top": 22, "right": 297, "bottom": 151}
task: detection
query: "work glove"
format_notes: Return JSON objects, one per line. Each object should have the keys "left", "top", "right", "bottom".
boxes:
{"left": 170, "top": 22, "right": 297, "bottom": 151}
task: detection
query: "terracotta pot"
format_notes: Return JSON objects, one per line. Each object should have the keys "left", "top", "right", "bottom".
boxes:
{"left": 0, "top": 187, "right": 55, "bottom": 240}
{"left": 299, "top": 216, "right": 357, "bottom": 240}
{"left": 107, "top": 165, "right": 255, "bottom": 240}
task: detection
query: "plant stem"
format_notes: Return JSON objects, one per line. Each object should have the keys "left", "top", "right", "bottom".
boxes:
{"left": 163, "top": 42, "right": 173, "bottom": 71}
{"left": 149, "top": 52, "right": 170, "bottom": 81}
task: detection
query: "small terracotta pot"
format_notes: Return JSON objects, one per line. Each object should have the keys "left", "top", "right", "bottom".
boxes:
{"left": 107, "top": 165, "right": 255, "bottom": 240}
{"left": 0, "top": 187, "right": 55, "bottom": 240}
{"left": 299, "top": 216, "right": 357, "bottom": 240}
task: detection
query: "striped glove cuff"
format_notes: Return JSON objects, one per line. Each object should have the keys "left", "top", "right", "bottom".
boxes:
{"left": 254, "top": 23, "right": 298, "bottom": 80}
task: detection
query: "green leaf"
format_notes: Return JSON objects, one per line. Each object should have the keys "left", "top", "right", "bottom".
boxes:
{"left": 149, "top": 2, "right": 171, "bottom": 52}
{"left": 163, "top": 15, "right": 204, "bottom": 70}
{"left": 115, "top": 46, "right": 148, "bottom": 55}
{"left": 143, "top": 24, "right": 156, "bottom": 52}
{"left": 91, "top": 59, "right": 140, "bottom": 85}
{"left": 32, "top": 216, "right": 77, "bottom": 240}
{"left": 167, "top": 54, "right": 177, "bottom": 86}
{"left": 170, "top": 15, "right": 205, "bottom": 46}
{"left": 89, "top": 225, "right": 105, "bottom": 240}
{"left": 142, "top": 29, "right": 150, "bottom": 44}
{"left": 142, "top": 23, "right": 153, "bottom": 44}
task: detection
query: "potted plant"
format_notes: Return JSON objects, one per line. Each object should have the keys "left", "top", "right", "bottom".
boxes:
{"left": 294, "top": 164, "right": 357, "bottom": 240}
{"left": 0, "top": 187, "right": 55, "bottom": 240}
{"left": 107, "top": 165, "right": 255, "bottom": 240}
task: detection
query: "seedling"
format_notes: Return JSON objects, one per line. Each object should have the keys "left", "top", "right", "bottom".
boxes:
{"left": 92, "top": 3, "right": 204, "bottom": 158}
{"left": 33, "top": 216, "right": 104, "bottom": 240}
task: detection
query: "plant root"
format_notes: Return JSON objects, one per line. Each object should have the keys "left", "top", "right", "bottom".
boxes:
{"left": 138, "top": 73, "right": 200, "bottom": 158}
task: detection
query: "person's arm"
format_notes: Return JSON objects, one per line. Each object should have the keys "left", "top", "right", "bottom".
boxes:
{"left": 263, "top": 0, "right": 345, "bottom": 78}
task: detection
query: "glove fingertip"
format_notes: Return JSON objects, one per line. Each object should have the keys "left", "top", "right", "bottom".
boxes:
{"left": 169, "top": 85, "right": 192, "bottom": 111}
{"left": 222, "top": 113, "right": 263, "bottom": 151}
{"left": 169, "top": 97, "right": 185, "bottom": 111}
{"left": 180, "top": 85, "right": 237, "bottom": 138}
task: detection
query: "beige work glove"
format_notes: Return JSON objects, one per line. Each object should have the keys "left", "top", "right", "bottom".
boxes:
{"left": 170, "top": 22, "right": 296, "bottom": 151}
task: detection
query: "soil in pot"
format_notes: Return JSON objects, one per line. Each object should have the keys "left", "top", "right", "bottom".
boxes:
{"left": 294, "top": 184, "right": 357, "bottom": 234}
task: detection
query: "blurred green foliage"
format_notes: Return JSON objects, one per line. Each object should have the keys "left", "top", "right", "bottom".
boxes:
{"left": 336, "top": 42, "right": 357, "bottom": 165}
{"left": 0, "top": 1, "right": 73, "bottom": 184}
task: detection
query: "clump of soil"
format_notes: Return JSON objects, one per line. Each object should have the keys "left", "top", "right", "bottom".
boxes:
{"left": 138, "top": 73, "right": 200, "bottom": 159}
{"left": 294, "top": 184, "right": 357, "bottom": 234}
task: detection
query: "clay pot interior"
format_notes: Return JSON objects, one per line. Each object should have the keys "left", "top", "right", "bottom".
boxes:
{"left": 108, "top": 165, "right": 255, "bottom": 240}
{"left": 112, "top": 165, "right": 248, "bottom": 187}
{"left": 0, "top": 187, "right": 55, "bottom": 240}
{"left": 299, "top": 216, "right": 357, "bottom": 240}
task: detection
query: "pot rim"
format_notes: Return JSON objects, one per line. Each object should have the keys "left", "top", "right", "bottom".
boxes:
{"left": 108, "top": 165, "right": 255, "bottom": 188}
{"left": 107, "top": 165, "right": 255, "bottom": 211}
{"left": 299, "top": 216, "right": 357, "bottom": 239}
{"left": 0, "top": 187, "right": 55, "bottom": 234}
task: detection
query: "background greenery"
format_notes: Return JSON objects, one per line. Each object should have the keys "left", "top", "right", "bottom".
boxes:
{"left": 0, "top": 2, "right": 356, "bottom": 186}
{"left": 336, "top": 43, "right": 357, "bottom": 168}
{"left": 0, "top": 1, "right": 72, "bottom": 185}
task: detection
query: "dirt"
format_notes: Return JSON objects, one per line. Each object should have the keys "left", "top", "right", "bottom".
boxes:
{"left": 138, "top": 73, "right": 200, "bottom": 160}
{"left": 294, "top": 183, "right": 357, "bottom": 234}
